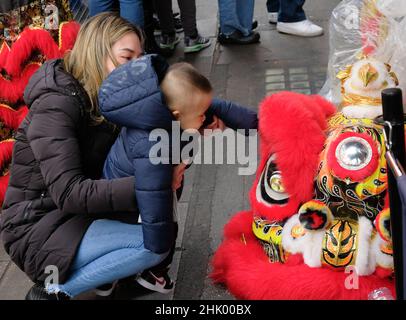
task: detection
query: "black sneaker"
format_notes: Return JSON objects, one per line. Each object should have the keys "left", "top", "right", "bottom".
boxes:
{"left": 135, "top": 269, "right": 174, "bottom": 294}
{"left": 252, "top": 20, "right": 258, "bottom": 30}
{"left": 25, "top": 283, "right": 70, "bottom": 300}
{"left": 218, "top": 30, "right": 260, "bottom": 45}
{"left": 174, "top": 16, "right": 183, "bottom": 33}
{"left": 184, "top": 34, "right": 211, "bottom": 53}
{"left": 153, "top": 16, "right": 162, "bottom": 36}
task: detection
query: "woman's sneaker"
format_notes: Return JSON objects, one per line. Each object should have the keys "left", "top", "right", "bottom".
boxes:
{"left": 94, "top": 280, "right": 118, "bottom": 297}
{"left": 25, "top": 283, "right": 70, "bottom": 300}
{"left": 135, "top": 269, "right": 174, "bottom": 294}
{"left": 160, "top": 33, "right": 180, "bottom": 50}
{"left": 184, "top": 35, "right": 211, "bottom": 53}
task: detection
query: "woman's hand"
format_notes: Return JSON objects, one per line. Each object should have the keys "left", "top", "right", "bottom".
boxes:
{"left": 172, "top": 163, "right": 187, "bottom": 191}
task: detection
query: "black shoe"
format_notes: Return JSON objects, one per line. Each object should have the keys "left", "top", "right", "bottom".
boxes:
{"left": 252, "top": 20, "right": 258, "bottom": 30}
{"left": 218, "top": 30, "right": 260, "bottom": 45}
{"left": 25, "top": 283, "right": 70, "bottom": 300}
{"left": 173, "top": 16, "right": 184, "bottom": 33}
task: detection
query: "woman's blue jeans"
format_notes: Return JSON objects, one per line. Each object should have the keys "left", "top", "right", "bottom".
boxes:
{"left": 46, "top": 219, "right": 168, "bottom": 297}
{"left": 266, "top": 0, "right": 306, "bottom": 23}
{"left": 218, "top": 0, "right": 255, "bottom": 36}
{"left": 88, "top": 0, "right": 144, "bottom": 28}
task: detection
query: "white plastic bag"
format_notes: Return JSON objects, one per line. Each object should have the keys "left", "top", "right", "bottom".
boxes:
{"left": 320, "top": 0, "right": 406, "bottom": 106}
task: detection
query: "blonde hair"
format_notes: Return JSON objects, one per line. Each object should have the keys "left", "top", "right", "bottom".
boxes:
{"left": 64, "top": 12, "right": 143, "bottom": 124}
{"left": 161, "top": 62, "right": 212, "bottom": 111}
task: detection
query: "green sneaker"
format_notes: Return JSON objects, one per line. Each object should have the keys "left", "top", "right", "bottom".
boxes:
{"left": 159, "top": 33, "right": 180, "bottom": 50}
{"left": 184, "top": 35, "right": 211, "bottom": 53}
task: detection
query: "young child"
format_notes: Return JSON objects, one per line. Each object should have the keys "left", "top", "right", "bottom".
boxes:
{"left": 98, "top": 54, "right": 257, "bottom": 294}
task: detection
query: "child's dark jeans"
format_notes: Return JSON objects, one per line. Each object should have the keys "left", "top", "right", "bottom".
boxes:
{"left": 266, "top": 0, "right": 307, "bottom": 23}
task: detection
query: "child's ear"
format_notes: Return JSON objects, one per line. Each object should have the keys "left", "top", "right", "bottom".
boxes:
{"left": 172, "top": 110, "right": 180, "bottom": 120}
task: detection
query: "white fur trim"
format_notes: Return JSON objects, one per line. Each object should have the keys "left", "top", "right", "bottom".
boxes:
{"left": 354, "top": 216, "right": 375, "bottom": 276}
{"left": 281, "top": 214, "right": 323, "bottom": 268}
{"left": 371, "top": 235, "right": 394, "bottom": 269}
{"left": 303, "top": 231, "right": 324, "bottom": 268}
{"left": 342, "top": 105, "right": 383, "bottom": 119}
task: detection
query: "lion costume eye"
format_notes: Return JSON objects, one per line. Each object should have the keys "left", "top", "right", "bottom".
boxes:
{"left": 256, "top": 154, "right": 289, "bottom": 205}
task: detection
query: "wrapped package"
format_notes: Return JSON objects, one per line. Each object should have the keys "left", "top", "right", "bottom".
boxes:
{"left": 320, "top": 0, "right": 406, "bottom": 107}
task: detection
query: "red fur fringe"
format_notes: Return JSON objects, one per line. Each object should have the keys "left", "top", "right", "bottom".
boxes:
{"left": 0, "top": 139, "right": 15, "bottom": 206}
{"left": 0, "top": 104, "right": 28, "bottom": 129}
{"left": 0, "top": 21, "right": 79, "bottom": 205}
{"left": 0, "top": 64, "right": 41, "bottom": 105}
{"left": 210, "top": 211, "right": 395, "bottom": 300}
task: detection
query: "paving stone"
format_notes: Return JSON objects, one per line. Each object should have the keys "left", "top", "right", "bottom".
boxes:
{"left": 0, "top": 263, "right": 33, "bottom": 300}
{"left": 266, "top": 75, "right": 285, "bottom": 83}
{"left": 266, "top": 83, "right": 286, "bottom": 91}
{"left": 289, "top": 73, "right": 309, "bottom": 82}
{"left": 289, "top": 67, "right": 308, "bottom": 74}
{"left": 0, "top": 243, "right": 10, "bottom": 262}
{"left": 266, "top": 68, "right": 284, "bottom": 76}
{"left": 294, "top": 88, "right": 312, "bottom": 95}
{"left": 0, "top": 262, "right": 9, "bottom": 281}
{"left": 290, "top": 81, "right": 311, "bottom": 89}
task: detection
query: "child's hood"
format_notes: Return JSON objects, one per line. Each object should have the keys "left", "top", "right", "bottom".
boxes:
{"left": 98, "top": 54, "right": 175, "bottom": 131}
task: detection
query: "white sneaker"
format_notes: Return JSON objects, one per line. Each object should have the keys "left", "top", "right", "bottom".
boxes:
{"left": 268, "top": 12, "right": 278, "bottom": 24}
{"left": 277, "top": 20, "right": 323, "bottom": 37}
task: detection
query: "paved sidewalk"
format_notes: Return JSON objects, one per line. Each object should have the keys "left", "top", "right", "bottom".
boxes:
{"left": 0, "top": 0, "right": 340, "bottom": 300}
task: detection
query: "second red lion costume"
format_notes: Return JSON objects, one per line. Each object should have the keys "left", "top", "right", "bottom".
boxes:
{"left": 0, "top": 1, "right": 79, "bottom": 205}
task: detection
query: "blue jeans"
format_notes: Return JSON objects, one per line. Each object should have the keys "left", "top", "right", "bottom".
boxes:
{"left": 69, "top": 0, "right": 82, "bottom": 14}
{"left": 218, "top": 0, "right": 255, "bottom": 36}
{"left": 89, "top": 0, "right": 144, "bottom": 28}
{"left": 46, "top": 219, "right": 168, "bottom": 297}
{"left": 266, "top": 0, "right": 306, "bottom": 23}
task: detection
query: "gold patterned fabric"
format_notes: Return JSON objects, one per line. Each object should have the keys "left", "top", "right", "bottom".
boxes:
{"left": 0, "top": 0, "right": 73, "bottom": 44}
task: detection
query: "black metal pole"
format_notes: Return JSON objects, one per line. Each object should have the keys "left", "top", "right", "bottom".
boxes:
{"left": 382, "top": 88, "right": 406, "bottom": 300}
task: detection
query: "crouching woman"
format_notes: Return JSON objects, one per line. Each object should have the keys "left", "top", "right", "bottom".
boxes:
{"left": 0, "top": 13, "right": 170, "bottom": 300}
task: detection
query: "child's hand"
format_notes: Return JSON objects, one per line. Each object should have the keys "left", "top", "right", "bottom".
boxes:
{"left": 172, "top": 163, "right": 187, "bottom": 191}
{"left": 200, "top": 115, "right": 226, "bottom": 135}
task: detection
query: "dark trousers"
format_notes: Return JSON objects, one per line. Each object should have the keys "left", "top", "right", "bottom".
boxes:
{"left": 154, "top": 0, "right": 198, "bottom": 38}
{"left": 149, "top": 183, "right": 183, "bottom": 273}
{"left": 143, "top": 0, "right": 154, "bottom": 34}
{"left": 266, "top": 0, "right": 306, "bottom": 23}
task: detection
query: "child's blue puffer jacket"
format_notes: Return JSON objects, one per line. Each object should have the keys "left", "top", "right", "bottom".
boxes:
{"left": 99, "top": 54, "right": 258, "bottom": 254}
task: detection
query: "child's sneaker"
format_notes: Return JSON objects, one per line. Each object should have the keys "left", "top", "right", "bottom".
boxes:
{"left": 135, "top": 269, "right": 174, "bottom": 294}
{"left": 184, "top": 35, "right": 211, "bottom": 53}
{"left": 160, "top": 33, "right": 180, "bottom": 50}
